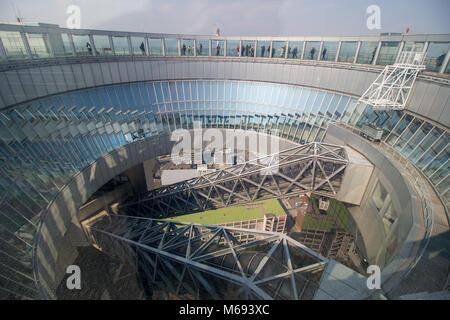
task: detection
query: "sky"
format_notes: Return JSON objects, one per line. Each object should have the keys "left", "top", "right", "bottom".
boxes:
{"left": 0, "top": 0, "right": 449, "bottom": 36}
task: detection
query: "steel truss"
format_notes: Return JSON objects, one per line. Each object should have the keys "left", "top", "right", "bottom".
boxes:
{"left": 122, "top": 142, "right": 348, "bottom": 218}
{"left": 358, "top": 50, "right": 426, "bottom": 110}
{"left": 85, "top": 214, "right": 328, "bottom": 300}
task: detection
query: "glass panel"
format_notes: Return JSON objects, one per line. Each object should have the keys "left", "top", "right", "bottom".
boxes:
{"left": 424, "top": 42, "right": 450, "bottom": 72}
{"left": 0, "top": 31, "right": 28, "bottom": 59}
{"left": 50, "top": 33, "right": 73, "bottom": 57}
{"left": 403, "top": 41, "right": 425, "bottom": 52}
{"left": 131, "top": 36, "right": 146, "bottom": 55}
{"left": 149, "top": 38, "right": 163, "bottom": 56}
{"left": 446, "top": 59, "right": 450, "bottom": 74}
{"left": 401, "top": 122, "right": 432, "bottom": 155}
{"left": 287, "top": 41, "right": 302, "bottom": 59}
{"left": 304, "top": 41, "right": 320, "bottom": 60}
{"left": 376, "top": 41, "right": 400, "bottom": 66}
{"left": 256, "top": 41, "right": 270, "bottom": 57}
{"left": 272, "top": 41, "right": 287, "bottom": 58}
{"left": 93, "top": 35, "right": 112, "bottom": 55}
{"left": 72, "top": 34, "right": 92, "bottom": 56}
{"left": 181, "top": 39, "right": 194, "bottom": 56}
{"left": 26, "top": 33, "right": 50, "bottom": 58}
{"left": 416, "top": 134, "right": 448, "bottom": 169}
{"left": 225, "top": 40, "right": 238, "bottom": 56}
{"left": 320, "top": 41, "right": 338, "bottom": 61}
{"left": 356, "top": 41, "right": 378, "bottom": 64}
{"left": 213, "top": 40, "right": 225, "bottom": 56}
{"left": 164, "top": 38, "right": 179, "bottom": 56}
{"left": 197, "top": 39, "right": 209, "bottom": 56}
{"left": 338, "top": 41, "right": 357, "bottom": 62}
{"left": 112, "top": 36, "right": 130, "bottom": 55}
{"left": 241, "top": 40, "right": 254, "bottom": 57}
{"left": 410, "top": 127, "right": 443, "bottom": 163}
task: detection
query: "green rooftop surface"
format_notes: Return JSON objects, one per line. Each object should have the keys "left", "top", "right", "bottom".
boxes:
{"left": 165, "top": 198, "right": 286, "bottom": 225}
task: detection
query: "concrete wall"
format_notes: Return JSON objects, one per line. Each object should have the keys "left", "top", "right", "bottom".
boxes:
{"left": 0, "top": 58, "right": 448, "bottom": 128}
{"left": 324, "top": 124, "right": 426, "bottom": 293}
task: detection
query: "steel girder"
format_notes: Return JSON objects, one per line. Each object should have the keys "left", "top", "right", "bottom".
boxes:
{"left": 121, "top": 142, "right": 348, "bottom": 218}
{"left": 85, "top": 214, "right": 328, "bottom": 300}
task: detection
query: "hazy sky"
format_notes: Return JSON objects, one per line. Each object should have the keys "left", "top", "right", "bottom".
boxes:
{"left": 1, "top": 0, "right": 449, "bottom": 36}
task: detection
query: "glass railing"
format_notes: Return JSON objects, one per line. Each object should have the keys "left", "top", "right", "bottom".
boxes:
{"left": 0, "top": 23, "right": 449, "bottom": 74}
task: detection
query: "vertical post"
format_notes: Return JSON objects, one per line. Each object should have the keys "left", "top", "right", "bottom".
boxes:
{"left": 318, "top": 41, "right": 323, "bottom": 61}
{"left": 224, "top": 39, "right": 227, "bottom": 57}
{"left": 372, "top": 41, "right": 382, "bottom": 65}
{"left": 394, "top": 41, "right": 405, "bottom": 63}
{"left": 89, "top": 34, "right": 97, "bottom": 56}
{"left": 68, "top": 33, "right": 76, "bottom": 56}
{"left": 193, "top": 39, "right": 197, "bottom": 57}
{"left": 162, "top": 38, "right": 166, "bottom": 56}
{"left": 438, "top": 46, "right": 450, "bottom": 74}
{"left": 177, "top": 38, "right": 181, "bottom": 56}
{"left": 239, "top": 40, "right": 242, "bottom": 57}
{"left": 335, "top": 41, "right": 342, "bottom": 62}
{"left": 0, "top": 37, "right": 7, "bottom": 60}
{"left": 127, "top": 35, "right": 132, "bottom": 56}
{"left": 44, "top": 33, "right": 55, "bottom": 58}
{"left": 20, "top": 31, "right": 33, "bottom": 59}
{"left": 109, "top": 35, "right": 115, "bottom": 55}
{"left": 301, "top": 41, "right": 306, "bottom": 60}
{"left": 353, "top": 41, "right": 362, "bottom": 64}
{"left": 286, "top": 41, "right": 290, "bottom": 59}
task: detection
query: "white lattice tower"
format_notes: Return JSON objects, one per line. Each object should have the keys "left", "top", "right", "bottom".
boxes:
{"left": 358, "top": 50, "right": 426, "bottom": 110}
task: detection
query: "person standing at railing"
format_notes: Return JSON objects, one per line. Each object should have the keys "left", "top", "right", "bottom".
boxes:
{"left": 139, "top": 42, "right": 145, "bottom": 55}
{"left": 86, "top": 42, "right": 92, "bottom": 55}
{"left": 216, "top": 43, "right": 220, "bottom": 56}
{"left": 198, "top": 43, "right": 203, "bottom": 55}
{"left": 436, "top": 51, "right": 446, "bottom": 70}
{"left": 261, "top": 45, "right": 265, "bottom": 57}
{"left": 321, "top": 47, "right": 327, "bottom": 60}
{"left": 292, "top": 47, "right": 298, "bottom": 59}
{"left": 310, "top": 46, "right": 316, "bottom": 59}
{"left": 187, "top": 45, "right": 191, "bottom": 55}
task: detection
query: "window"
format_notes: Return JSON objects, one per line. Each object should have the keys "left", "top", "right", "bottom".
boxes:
{"left": 197, "top": 39, "right": 209, "bottom": 56}
{"left": 93, "top": 35, "right": 112, "bottom": 55}
{"left": 241, "top": 40, "right": 254, "bottom": 57}
{"left": 181, "top": 39, "right": 194, "bottom": 56}
{"left": 424, "top": 42, "right": 450, "bottom": 72}
{"left": 72, "top": 34, "right": 92, "bottom": 56}
{"left": 287, "top": 41, "right": 303, "bottom": 59}
{"left": 356, "top": 41, "right": 378, "bottom": 64}
{"left": 0, "top": 31, "right": 28, "bottom": 59}
{"left": 50, "top": 33, "right": 73, "bottom": 57}
{"left": 376, "top": 41, "right": 400, "bottom": 66}
{"left": 112, "top": 36, "right": 130, "bottom": 55}
{"left": 131, "top": 37, "right": 146, "bottom": 55}
{"left": 372, "top": 181, "right": 387, "bottom": 211}
{"left": 212, "top": 40, "right": 225, "bottom": 56}
{"left": 148, "top": 38, "right": 163, "bottom": 56}
{"left": 320, "top": 41, "right": 338, "bottom": 61}
{"left": 256, "top": 41, "right": 270, "bottom": 57}
{"left": 338, "top": 41, "right": 358, "bottom": 62}
{"left": 304, "top": 41, "right": 320, "bottom": 60}
{"left": 26, "top": 33, "right": 50, "bottom": 58}
{"left": 272, "top": 41, "right": 287, "bottom": 58}
{"left": 164, "top": 38, "right": 179, "bottom": 56}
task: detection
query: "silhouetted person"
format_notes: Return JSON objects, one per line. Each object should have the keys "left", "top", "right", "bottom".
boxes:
{"left": 292, "top": 47, "right": 298, "bottom": 58}
{"left": 198, "top": 43, "right": 203, "bottom": 55}
{"left": 322, "top": 47, "right": 327, "bottom": 60}
{"left": 261, "top": 45, "right": 265, "bottom": 57}
{"left": 216, "top": 44, "right": 220, "bottom": 55}
{"left": 182, "top": 43, "right": 186, "bottom": 55}
{"left": 370, "top": 47, "right": 377, "bottom": 63}
{"left": 310, "top": 47, "right": 316, "bottom": 59}
{"left": 139, "top": 42, "right": 145, "bottom": 54}
{"left": 86, "top": 42, "right": 92, "bottom": 55}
